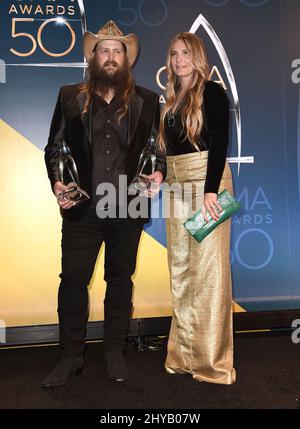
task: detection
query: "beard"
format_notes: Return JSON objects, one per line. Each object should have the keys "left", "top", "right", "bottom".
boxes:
{"left": 88, "top": 57, "right": 132, "bottom": 97}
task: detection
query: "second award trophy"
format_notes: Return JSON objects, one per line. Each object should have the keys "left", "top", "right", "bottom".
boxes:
{"left": 130, "top": 134, "right": 158, "bottom": 194}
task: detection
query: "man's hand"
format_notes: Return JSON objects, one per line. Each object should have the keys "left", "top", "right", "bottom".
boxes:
{"left": 202, "top": 192, "right": 222, "bottom": 222}
{"left": 53, "top": 181, "right": 77, "bottom": 209}
{"left": 144, "top": 171, "right": 164, "bottom": 198}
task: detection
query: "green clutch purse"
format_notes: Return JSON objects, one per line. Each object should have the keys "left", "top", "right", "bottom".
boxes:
{"left": 183, "top": 189, "right": 241, "bottom": 243}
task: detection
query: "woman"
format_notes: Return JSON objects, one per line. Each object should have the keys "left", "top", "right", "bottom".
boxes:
{"left": 159, "top": 32, "right": 236, "bottom": 384}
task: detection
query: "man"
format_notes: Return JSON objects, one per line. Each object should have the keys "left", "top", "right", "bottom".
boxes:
{"left": 42, "top": 20, "right": 166, "bottom": 387}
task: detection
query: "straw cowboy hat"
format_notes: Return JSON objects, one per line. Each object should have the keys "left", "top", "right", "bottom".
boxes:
{"left": 83, "top": 20, "right": 139, "bottom": 67}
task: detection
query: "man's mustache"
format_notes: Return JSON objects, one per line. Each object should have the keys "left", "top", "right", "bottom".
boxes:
{"left": 104, "top": 61, "right": 118, "bottom": 67}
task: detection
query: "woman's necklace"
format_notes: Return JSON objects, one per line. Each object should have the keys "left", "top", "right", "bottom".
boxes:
{"left": 167, "top": 98, "right": 184, "bottom": 128}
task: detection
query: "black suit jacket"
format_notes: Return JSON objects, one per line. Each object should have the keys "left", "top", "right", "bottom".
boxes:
{"left": 45, "top": 83, "right": 166, "bottom": 221}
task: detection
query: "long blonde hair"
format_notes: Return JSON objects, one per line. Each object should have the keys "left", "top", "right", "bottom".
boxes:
{"left": 159, "top": 33, "right": 209, "bottom": 151}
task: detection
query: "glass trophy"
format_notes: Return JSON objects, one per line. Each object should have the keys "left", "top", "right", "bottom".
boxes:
{"left": 56, "top": 140, "right": 90, "bottom": 204}
{"left": 130, "top": 134, "right": 158, "bottom": 194}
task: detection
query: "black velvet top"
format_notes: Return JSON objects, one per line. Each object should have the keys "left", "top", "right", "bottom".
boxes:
{"left": 164, "top": 80, "right": 230, "bottom": 194}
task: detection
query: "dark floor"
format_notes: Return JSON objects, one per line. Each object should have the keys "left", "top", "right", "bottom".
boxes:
{"left": 0, "top": 333, "right": 299, "bottom": 409}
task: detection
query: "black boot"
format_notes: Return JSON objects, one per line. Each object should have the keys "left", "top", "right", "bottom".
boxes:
{"left": 104, "top": 351, "right": 129, "bottom": 382}
{"left": 40, "top": 355, "right": 84, "bottom": 388}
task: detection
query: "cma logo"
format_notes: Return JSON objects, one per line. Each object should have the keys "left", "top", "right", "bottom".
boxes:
{"left": 232, "top": 187, "right": 272, "bottom": 227}
{"left": 231, "top": 187, "right": 273, "bottom": 270}
{"left": 291, "top": 319, "right": 300, "bottom": 343}
{"left": 291, "top": 60, "right": 300, "bottom": 83}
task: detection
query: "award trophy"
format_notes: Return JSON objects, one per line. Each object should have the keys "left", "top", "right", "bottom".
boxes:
{"left": 129, "top": 134, "right": 158, "bottom": 194}
{"left": 56, "top": 140, "right": 90, "bottom": 204}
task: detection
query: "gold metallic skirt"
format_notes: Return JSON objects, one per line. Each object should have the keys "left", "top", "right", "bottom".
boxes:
{"left": 164, "top": 151, "right": 236, "bottom": 385}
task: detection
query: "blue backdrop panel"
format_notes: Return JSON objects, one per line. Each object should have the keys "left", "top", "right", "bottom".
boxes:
{"left": 1, "top": 0, "right": 299, "bottom": 312}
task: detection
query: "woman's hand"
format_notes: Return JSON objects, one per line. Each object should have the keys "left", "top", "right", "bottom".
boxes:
{"left": 202, "top": 192, "right": 223, "bottom": 222}
{"left": 144, "top": 171, "right": 164, "bottom": 198}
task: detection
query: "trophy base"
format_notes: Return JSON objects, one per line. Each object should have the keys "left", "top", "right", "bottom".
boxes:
{"left": 57, "top": 182, "right": 90, "bottom": 204}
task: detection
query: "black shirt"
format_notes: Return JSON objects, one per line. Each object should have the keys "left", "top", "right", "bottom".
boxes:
{"left": 91, "top": 94, "right": 128, "bottom": 207}
{"left": 164, "top": 80, "right": 230, "bottom": 194}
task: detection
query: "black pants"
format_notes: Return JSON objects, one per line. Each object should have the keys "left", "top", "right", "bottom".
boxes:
{"left": 58, "top": 209, "right": 144, "bottom": 356}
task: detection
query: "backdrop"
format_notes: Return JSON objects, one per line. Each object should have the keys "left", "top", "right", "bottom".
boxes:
{"left": 1, "top": 0, "right": 299, "bottom": 328}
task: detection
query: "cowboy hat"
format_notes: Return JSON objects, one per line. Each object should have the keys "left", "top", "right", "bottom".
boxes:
{"left": 83, "top": 20, "right": 139, "bottom": 67}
